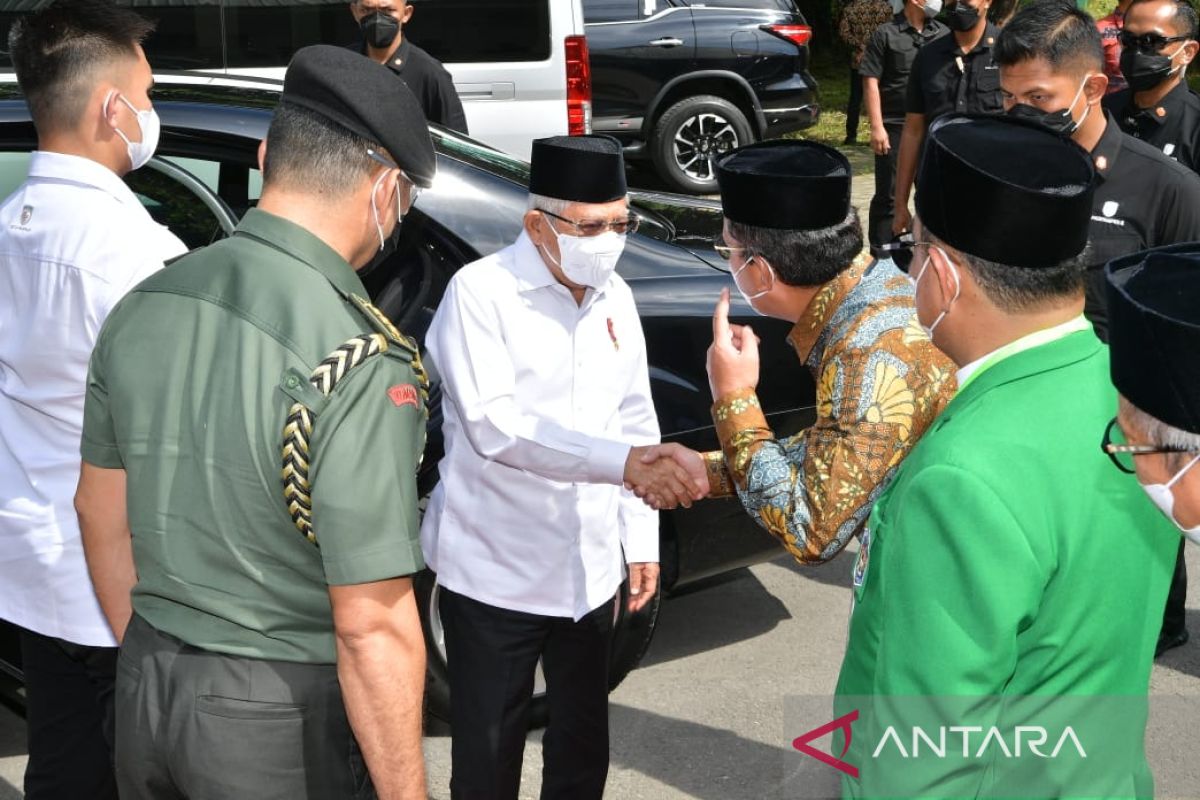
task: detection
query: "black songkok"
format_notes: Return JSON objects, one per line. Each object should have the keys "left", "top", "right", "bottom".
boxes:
{"left": 1107, "top": 245, "right": 1200, "bottom": 434}
{"left": 529, "top": 135, "right": 628, "bottom": 203}
{"left": 916, "top": 114, "right": 1095, "bottom": 268}
{"left": 716, "top": 140, "right": 851, "bottom": 230}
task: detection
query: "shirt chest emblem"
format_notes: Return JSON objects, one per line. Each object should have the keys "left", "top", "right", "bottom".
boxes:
{"left": 1102, "top": 200, "right": 1120, "bottom": 218}
{"left": 19, "top": 205, "right": 32, "bottom": 225}
{"left": 1164, "top": 143, "right": 1177, "bottom": 157}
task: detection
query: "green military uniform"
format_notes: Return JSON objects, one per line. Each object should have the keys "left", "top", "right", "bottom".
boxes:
{"left": 81, "top": 208, "right": 426, "bottom": 664}
{"left": 835, "top": 328, "right": 1178, "bottom": 797}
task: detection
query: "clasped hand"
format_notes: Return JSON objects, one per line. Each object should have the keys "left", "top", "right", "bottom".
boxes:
{"left": 623, "top": 443, "right": 709, "bottom": 510}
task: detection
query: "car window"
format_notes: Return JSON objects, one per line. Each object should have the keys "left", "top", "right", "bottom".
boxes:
{"left": 224, "top": 0, "right": 358, "bottom": 69}
{"left": 0, "top": 152, "right": 30, "bottom": 200}
{"left": 676, "top": 0, "right": 797, "bottom": 9}
{"left": 161, "top": 156, "right": 262, "bottom": 215}
{"left": 584, "top": 0, "right": 640, "bottom": 24}
{"left": 404, "top": 0, "right": 551, "bottom": 63}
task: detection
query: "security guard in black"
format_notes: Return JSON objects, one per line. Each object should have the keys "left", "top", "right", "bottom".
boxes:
{"left": 351, "top": 0, "right": 468, "bottom": 134}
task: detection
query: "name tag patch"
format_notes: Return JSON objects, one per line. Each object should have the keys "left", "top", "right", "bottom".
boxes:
{"left": 388, "top": 384, "right": 419, "bottom": 409}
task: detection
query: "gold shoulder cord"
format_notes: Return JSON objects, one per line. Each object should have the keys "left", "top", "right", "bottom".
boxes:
{"left": 280, "top": 298, "right": 431, "bottom": 547}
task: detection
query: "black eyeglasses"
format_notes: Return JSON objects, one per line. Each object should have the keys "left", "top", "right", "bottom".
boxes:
{"left": 540, "top": 208, "right": 640, "bottom": 237}
{"left": 1101, "top": 417, "right": 1196, "bottom": 473}
{"left": 1118, "top": 30, "right": 1190, "bottom": 53}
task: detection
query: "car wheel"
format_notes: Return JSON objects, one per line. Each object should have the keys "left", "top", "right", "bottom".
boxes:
{"left": 651, "top": 95, "right": 753, "bottom": 194}
{"left": 416, "top": 567, "right": 663, "bottom": 729}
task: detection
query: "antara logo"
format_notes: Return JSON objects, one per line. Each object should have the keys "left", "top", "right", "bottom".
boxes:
{"left": 792, "top": 710, "right": 1087, "bottom": 777}
{"left": 792, "top": 709, "right": 860, "bottom": 778}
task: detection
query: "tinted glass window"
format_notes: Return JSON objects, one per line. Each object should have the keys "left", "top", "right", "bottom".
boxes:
{"left": 405, "top": 0, "right": 550, "bottom": 63}
{"left": 126, "top": 163, "right": 227, "bottom": 249}
{"left": 678, "top": 0, "right": 797, "bottom": 10}
{"left": 583, "top": 0, "right": 639, "bottom": 24}
{"left": 224, "top": 0, "right": 358, "bottom": 69}
{"left": 0, "top": 1, "right": 223, "bottom": 70}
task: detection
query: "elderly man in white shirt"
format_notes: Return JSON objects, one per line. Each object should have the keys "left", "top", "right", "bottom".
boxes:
{"left": 423, "top": 134, "right": 706, "bottom": 800}
{"left": 0, "top": 3, "right": 185, "bottom": 798}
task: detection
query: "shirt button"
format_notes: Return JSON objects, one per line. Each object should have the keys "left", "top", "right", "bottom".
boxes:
{"left": 286, "top": 376, "right": 300, "bottom": 388}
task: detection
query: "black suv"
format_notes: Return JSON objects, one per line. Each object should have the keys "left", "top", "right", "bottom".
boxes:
{"left": 585, "top": 0, "right": 820, "bottom": 193}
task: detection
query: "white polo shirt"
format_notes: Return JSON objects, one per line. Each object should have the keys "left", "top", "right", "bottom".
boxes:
{"left": 0, "top": 151, "right": 186, "bottom": 646}
{"left": 421, "top": 232, "right": 660, "bottom": 620}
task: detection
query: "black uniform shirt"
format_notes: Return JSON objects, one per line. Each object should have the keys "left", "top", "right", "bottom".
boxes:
{"left": 905, "top": 22, "right": 1003, "bottom": 121}
{"left": 1083, "top": 112, "right": 1200, "bottom": 340}
{"left": 1104, "top": 80, "right": 1200, "bottom": 174}
{"left": 859, "top": 13, "right": 948, "bottom": 124}
{"left": 358, "top": 38, "right": 469, "bottom": 135}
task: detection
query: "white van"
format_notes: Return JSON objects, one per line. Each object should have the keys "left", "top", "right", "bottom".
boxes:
{"left": 0, "top": 0, "right": 588, "bottom": 160}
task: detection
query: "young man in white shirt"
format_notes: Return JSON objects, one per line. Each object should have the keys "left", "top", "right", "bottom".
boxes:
{"left": 0, "top": 2, "right": 186, "bottom": 797}
{"left": 422, "top": 134, "right": 706, "bottom": 800}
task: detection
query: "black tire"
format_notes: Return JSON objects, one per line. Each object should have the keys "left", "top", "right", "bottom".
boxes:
{"left": 650, "top": 95, "right": 753, "bottom": 194}
{"left": 417, "top": 568, "right": 663, "bottom": 730}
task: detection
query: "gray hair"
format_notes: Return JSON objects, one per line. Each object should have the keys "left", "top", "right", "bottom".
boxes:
{"left": 1120, "top": 396, "right": 1200, "bottom": 452}
{"left": 527, "top": 193, "right": 573, "bottom": 215}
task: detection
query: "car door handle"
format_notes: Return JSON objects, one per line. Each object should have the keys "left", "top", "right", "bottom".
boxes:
{"left": 649, "top": 37, "right": 684, "bottom": 48}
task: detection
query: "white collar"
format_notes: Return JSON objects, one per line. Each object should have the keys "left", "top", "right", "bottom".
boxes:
{"left": 26, "top": 151, "right": 141, "bottom": 208}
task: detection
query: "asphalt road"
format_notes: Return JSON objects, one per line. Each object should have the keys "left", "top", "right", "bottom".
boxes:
{"left": 1, "top": 541, "right": 1197, "bottom": 800}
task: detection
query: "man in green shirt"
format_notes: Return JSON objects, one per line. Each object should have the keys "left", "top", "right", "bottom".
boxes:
{"left": 835, "top": 114, "right": 1177, "bottom": 797}
{"left": 76, "top": 45, "right": 433, "bottom": 800}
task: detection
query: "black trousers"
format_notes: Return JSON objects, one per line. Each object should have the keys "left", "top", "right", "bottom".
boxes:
{"left": 868, "top": 122, "right": 905, "bottom": 256}
{"left": 18, "top": 625, "right": 118, "bottom": 800}
{"left": 846, "top": 68, "right": 865, "bottom": 139}
{"left": 115, "top": 614, "right": 374, "bottom": 800}
{"left": 1161, "top": 538, "right": 1188, "bottom": 639}
{"left": 440, "top": 588, "right": 615, "bottom": 800}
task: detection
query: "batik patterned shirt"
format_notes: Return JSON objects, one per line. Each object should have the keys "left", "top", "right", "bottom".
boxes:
{"left": 704, "top": 255, "right": 955, "bottom": 564}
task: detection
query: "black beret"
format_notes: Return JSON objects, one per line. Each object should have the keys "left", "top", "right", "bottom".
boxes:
{"left": 281, "top": 45, "right": 436, "bottom": 188}
{"left": 1107, "top": 245, "right": 1200, "bottom": 435}
{"left": 916, "top": 114, "right": 1095, "bottom": 268}
{"left": 528, "top": 135, "right": 627, "bottom": 203}
{"left": 716, "top": 140, "right": 851, "bottom": 230}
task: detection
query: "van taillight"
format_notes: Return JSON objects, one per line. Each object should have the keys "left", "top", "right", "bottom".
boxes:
{"left": 762, "top": 24, "right": 813, "bottom": 48}
{"left": 565, "top": 34, "right": 592, "bottom": 136}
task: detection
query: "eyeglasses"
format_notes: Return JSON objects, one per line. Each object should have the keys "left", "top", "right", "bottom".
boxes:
{"left": 711, "top": 233, "right": 747, "bottom": 268}
{"left": 539, "top": 208, "right": 640, "bottom": 237}
{"left": 1118, "top": 31, "right": 1190, "bottom": 53}
{"left": 1101, "top": 417, "right": 1197, "bottom": 474}
{"left": 367, "top": 148, "right": 421, "bottom": 208}
{"left": 880, "top": 234, "right": 938, "bottom": 274}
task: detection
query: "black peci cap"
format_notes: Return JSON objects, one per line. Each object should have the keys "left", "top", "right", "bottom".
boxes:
{"left": 1107, "top": 245, "right": 1200, "bottom": 435}
{"left": 529, "top": 135, "right": 627, "bottom": 203}
{"left": 716, "top": 140, "right": 851, "bottom": 230}
{"left": 916, "top": 114, "right": 1095, "bottom": 269}
{"left": 281, "top": 45, "right": 436, "bottom": 187}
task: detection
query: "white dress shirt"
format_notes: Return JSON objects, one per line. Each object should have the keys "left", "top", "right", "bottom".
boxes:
{"left": 421, "top": 231, "right": 660, "bottom": 619}
{"left": 0, "top": 152, "right": 186, "bottom": 646}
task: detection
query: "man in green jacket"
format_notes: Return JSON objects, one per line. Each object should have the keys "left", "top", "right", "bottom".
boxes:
{"left": 835, "top": 114, "right": 1178, "bottom": 798}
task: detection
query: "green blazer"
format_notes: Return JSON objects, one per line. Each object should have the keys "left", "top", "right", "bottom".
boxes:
{"left": 834, "top": 330, "right": 1177, "bottom": 798}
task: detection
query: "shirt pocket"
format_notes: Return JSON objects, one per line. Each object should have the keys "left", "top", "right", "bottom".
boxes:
{"left": 972, "top": 65, "right": 1004, "bottom": 113}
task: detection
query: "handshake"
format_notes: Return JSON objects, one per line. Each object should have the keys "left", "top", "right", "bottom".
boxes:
{"left": 623, "top": 443, "right": 710, "bottom": 510}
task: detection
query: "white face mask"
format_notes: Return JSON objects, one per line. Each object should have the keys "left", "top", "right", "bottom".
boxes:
{"left": 911, "top": 246, "right": 960, "bottom": 338}
{"left": 370, "top": 169, "right": 403, "bottom": 251}
{"left": 923, "top": 0, "right": 944, "bottom": 16}
{"left": 540, "top": 225, "right": 626, "bottom": 288}
{"left": 105, "top": 92, "right": 159, "bottom": 171}
{"left": 732, "top": 255, "right": 774, "bottom": 314}
{"left": 1141, "top": 453, "right": 1200, "bottom": 542}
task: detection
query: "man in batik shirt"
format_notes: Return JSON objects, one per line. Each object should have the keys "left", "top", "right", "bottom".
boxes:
{"left": 702, "top": 140, "right": 955, "bottom": 564}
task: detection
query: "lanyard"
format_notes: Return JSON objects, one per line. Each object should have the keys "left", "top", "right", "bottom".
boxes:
{"left": 957, "top": 315, "right": 1092, "bottom": 393}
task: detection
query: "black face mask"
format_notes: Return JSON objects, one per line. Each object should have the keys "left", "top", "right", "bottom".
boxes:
{"left": 361, "top": 11, "right": 400, "bottom": 49}
{"left": 1119, "top": 47, "right": 1180, "bottom": 92}
{"left": 1007, "top": 103, "right": 1078, "bottom": 136}
{"left": 944, "top": 2, "right": 980, "bottom": 32}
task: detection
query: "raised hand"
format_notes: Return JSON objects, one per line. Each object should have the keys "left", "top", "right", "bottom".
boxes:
{"left": 707, "top": 287, "right": 760, "bottom": 400}
{"left": 624, "top": 443, "right": 709, "bottom": 510}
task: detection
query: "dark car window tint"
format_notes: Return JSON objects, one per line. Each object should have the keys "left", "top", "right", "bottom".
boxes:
{"left": 125, "top": 166, "right": 226, "bottom": 250}
{"left": 224, "top": 1, "right": 358, "bottom": 69}
{"left": 404, "top": 0, "right": 550, "bottom": 63}
{"left": 584, "top": 0, "right": 640, "bottom": 24}
{"left": 677, "top": 0, "right": 797, "bottom": 10}
{"left": 0, "top": 2, "right": 223, "bottom": 70}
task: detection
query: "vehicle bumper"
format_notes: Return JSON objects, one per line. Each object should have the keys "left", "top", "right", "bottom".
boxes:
{"left": 757, "top": 73, "right": 820, "bottom": 138}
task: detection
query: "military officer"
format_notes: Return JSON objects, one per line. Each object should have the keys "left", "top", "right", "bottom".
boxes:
{"left": 1105, "top": 0, "right": 1200, "bottom": 172}
{"left": 997, "top": 0, "right": 1200, "bottom": 657}
{"left": 835, "top": 114, "right": 1177, "bottom": 797}
{"left": 76, "top": 46, "right": 433, "bottom": 800}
